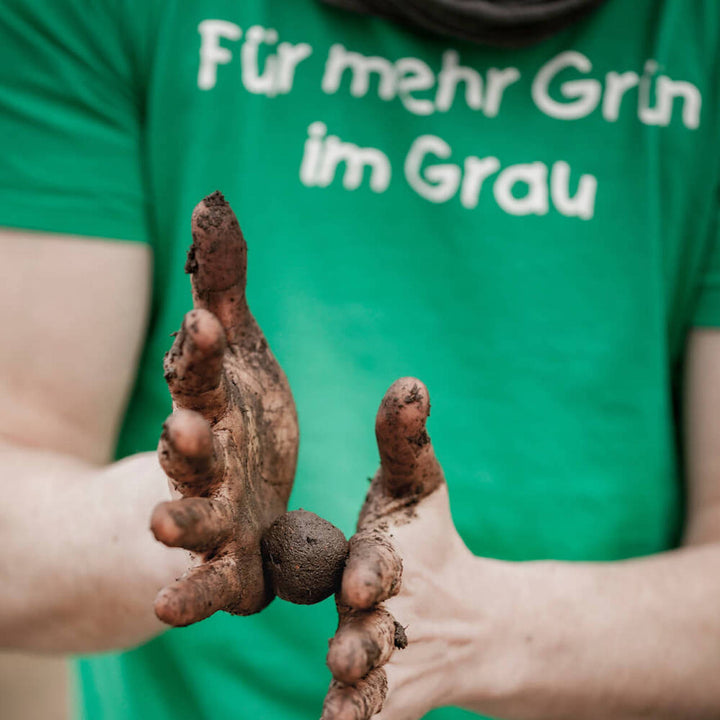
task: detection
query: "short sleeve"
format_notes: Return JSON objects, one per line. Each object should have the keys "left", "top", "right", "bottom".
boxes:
{"left": 0, "top": 0, "right": 149, "bottom": 242}
{"left": 692, "top": 207, "right": 720, "bottom": 327}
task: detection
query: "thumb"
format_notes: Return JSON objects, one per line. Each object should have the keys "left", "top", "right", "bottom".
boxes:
{"left": 370, "top": 377, "right": 445, "bottom": 509}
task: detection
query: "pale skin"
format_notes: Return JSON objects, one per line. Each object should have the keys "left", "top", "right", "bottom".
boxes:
{"left": 0, "top": 229, "right": 184, "bottom": 651}
{"left": 1, "top": 207, "right": 720, "bottom": 718}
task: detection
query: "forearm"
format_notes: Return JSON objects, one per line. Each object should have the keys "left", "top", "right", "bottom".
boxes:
{"left": 452, "top": 544, "right": 720, "bottom": 720}
{"left": 0, "top": 442, "right": 186, "bottom": 653}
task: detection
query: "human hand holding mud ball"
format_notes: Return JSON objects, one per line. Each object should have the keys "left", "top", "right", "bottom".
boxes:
{"left": 150, "top": 192, "right": 351, "bottom": 623}
{"left": 150, "top": 193, "right": 473, "bottom": 719}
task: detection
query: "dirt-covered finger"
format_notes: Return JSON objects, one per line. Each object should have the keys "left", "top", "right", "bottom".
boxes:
{"left": 321, "top": 668, "right": 388, "bottom": 720}
{"left": 341, "top": 531, "right": 402, "bottom": 610}
{"left": 158, "top": 410, "right": 225, "bottom": 495}
{"left": 164, "top": 308, "right": 229, "bottom": 417}
{"left": 153, "top": 556, "right": 239, "bottom": 626}
{"left": 328, "top": 605, "right": 403, "bottom": 685}
{"left": 374, "top": 377, "right": 444, "bottom": 499}
{"left": 150, "top": 497, "right": 234, "bottom": 553}
{"left": 187, "top": 191, "right": 251, "bottom": 341}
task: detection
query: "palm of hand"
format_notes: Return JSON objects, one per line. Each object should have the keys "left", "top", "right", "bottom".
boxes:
{"left": 151, "top": 192, "right": 299, "bottom": 625}
{"left": 374, "top": 485, "right": 475, "bottom": 720}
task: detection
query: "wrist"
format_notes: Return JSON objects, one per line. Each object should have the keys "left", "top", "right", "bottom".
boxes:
{"left": 380, "top": 487, "right": 544, "bottom": 718}
{"left": 443, "top": 553, "right": 538, "bottom": 717}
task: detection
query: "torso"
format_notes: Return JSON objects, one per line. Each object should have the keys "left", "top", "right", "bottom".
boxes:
{"left": 81, "top": 1, "right": 720, "bottom": 717}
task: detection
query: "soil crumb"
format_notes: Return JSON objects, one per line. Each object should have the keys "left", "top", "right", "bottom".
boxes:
{"left": 393, "top": 621, "right": 408, "bottom": 649}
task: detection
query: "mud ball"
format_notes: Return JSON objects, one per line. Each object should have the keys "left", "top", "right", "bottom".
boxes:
{"left": 262, "top": 510, "right": 349, "bottom": 605}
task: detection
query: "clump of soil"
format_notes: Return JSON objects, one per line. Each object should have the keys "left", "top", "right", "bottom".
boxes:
{"left": 393, "top": 621, "right": 408, "bottom": 649}
{"left": 262, "top": 510, "right": 349, "bottom": 605}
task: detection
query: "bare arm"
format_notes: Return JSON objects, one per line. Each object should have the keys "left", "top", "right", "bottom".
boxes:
{"left": 323, "top": 330, "right": 720, "bottom": 720}
{"left": 451, "top": 329, "right": 720, "bottom": 720}
{"left": 0, "top": 229, "right": 186, "bottom": 653}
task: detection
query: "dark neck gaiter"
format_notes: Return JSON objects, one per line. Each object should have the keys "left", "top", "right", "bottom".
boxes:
{"left": 320, "top": 0, "right": 608, "bottom": 47}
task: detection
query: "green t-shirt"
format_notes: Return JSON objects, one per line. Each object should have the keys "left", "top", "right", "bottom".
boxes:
{"left": 2, "top": 1, "right": 720, "bottom": 718}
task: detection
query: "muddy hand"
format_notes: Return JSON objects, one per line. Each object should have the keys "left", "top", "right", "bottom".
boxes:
{"left": 322, "top": 378, "right": 445, "bottom": 720}
{"left": 151, "top": 191, "right": 299, "bottom": 626}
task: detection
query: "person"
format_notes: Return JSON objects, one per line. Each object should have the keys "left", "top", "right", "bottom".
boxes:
{"left": 1, "top": 0, "right": 720, "bottom": 719}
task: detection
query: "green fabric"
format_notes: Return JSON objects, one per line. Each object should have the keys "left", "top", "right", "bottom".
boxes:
{"left": 1, "top": 1, "right": 720, "bottom": 718}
